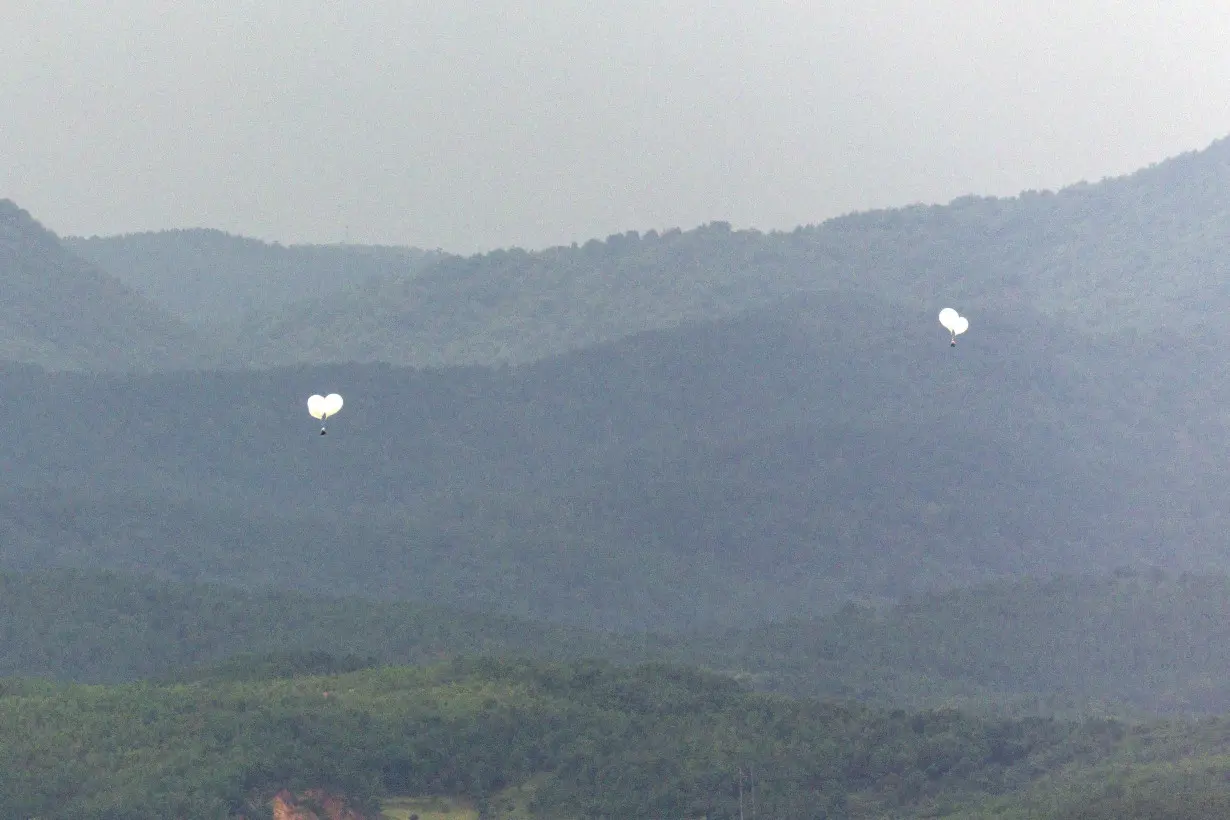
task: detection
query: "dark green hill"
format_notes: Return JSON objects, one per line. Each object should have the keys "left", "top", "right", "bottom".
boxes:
{"left": 0, "top": 201, "right": 205, "bottom": 370}
{"left": 65, "top": 229, "right": 442, "bottom": 329}
{"left": 0, "top": 569, "right": 646, "bottom": 684}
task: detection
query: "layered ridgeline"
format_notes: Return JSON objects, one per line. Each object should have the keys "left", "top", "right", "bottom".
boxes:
{"left": 5, "top": 139, "right": 1230, "bottom": 627}
{"left": 14, "top": 569, "right": 1230, "bottom": 718}
{"left": 1, "top": 287, "right": 1229, "bottom": 629}
{"left": 0, "top": 201, "right": 204, "bottom": 370}
{"left": 241, "top": 137, "right": 1230, "bottom": 365}
{"left": 6, "top": 656, "right": 1230, "bottom": 819}
{"left": 222, "top": 135, "right": 1230, "bottom": 366}
{"left": 65, "top": 229, "right": 442, "bottom": 331}
{"left": 47, "top": 135, "right": 1230, "bottom": 369}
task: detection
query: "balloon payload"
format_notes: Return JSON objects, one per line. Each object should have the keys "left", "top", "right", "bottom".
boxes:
{"left": 938, "top": 309, "right": 969, "bottom": 346}
{"left": 307, "top": 393, "right": 344, "bottom": 434}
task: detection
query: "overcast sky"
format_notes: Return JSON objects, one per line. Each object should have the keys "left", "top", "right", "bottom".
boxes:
{"left": 5, "top": 1, "right": 1230, "bottom": 253}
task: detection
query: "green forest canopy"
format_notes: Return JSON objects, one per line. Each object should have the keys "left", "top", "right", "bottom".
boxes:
{"left": 7, "top": 656, "right": 1230, "bottom": 819}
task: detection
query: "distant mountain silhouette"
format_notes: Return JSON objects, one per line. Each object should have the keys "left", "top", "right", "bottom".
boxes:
{"left": 20, "top": 136, "right": 1230, "bottom": 372}
{"left": 0, "top": 201, "right": 204, "bottom": 370}
{"left": 160, "top": 135, "right": 1230, "bottom": 368}
{"left": 66, "top": 228, "right": 442, "bottom": 330}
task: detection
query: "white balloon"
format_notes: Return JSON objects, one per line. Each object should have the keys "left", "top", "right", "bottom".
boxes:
{"left": 307, "top": 394, "right": 328, "bottom": 420}
{"left": 322, "top": 393, "right": 344, "bottom": 417}
{"left": 938, "top": 308, "right": 959, "bottom": 331}
{"left": 951, "top": 316, "right": 969, "bottom": 336}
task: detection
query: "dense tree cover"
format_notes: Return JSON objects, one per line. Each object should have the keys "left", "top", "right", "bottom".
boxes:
{"left": 65, "top": 229, "right": 442, "bottom": 330}
{"left": 0, "top": 200, "right": 204, "bottom": 370}
{"left": 5, "top": 657, "right": 1223, "bottom": 819}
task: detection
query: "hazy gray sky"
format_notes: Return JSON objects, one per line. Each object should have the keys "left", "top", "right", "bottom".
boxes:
{"left": 5, "top": 1, "right": 1230, "bottom": 253}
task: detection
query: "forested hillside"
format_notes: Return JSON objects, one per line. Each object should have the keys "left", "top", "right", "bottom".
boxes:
{"left": 7, "top": 656, "right": 1230, "bottom": 819}
{"left": 0, "top": 283, "right": 1227, "bottom": 628}
{"left": 14, "top": 568, "right": 1230, "bottom": 721}
{"left": 0, "top": 201, "right": 205, "bottom": 370}
{"left": 0, "top": 569, "right": 644, "bottom": 683}
{"left": 33, "top": 137, "right": 1230, "bottom": 372}
{"left": 679, "top": 571, "right": 1230, "bottom": 716}
{"left": 208, "top": 137, "right": 1230, "bottom": 368}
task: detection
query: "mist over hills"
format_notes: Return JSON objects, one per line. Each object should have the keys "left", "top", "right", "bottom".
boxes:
{"left": 60, "top": 135, "right": 1230, "bottom": 370}
{"left": 9, "top": 143, "right": 1230, "bottom": 816}
{"left": 65, "top": 229, "right": 442, "bottom": 329}
{"left": 3, "top": 140, "right": 1230, "bottom": 629}
{"left": 11, "top": 136, "right": 1230, "bottom": 375}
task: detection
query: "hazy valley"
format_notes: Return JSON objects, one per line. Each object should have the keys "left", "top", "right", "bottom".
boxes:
{"left": 7, "top": 139, "right": 1230, "bottom": 816}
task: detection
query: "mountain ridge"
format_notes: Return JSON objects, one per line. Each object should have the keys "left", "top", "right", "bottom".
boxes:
{"left": 202, "top": 134, "right": 1230, "bottom": 367}
{"left": 0, "top": 200, "right": 206, "bottom": 370}
{"left": 14, "top": 134, "right": 1230, "bottom": 371}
